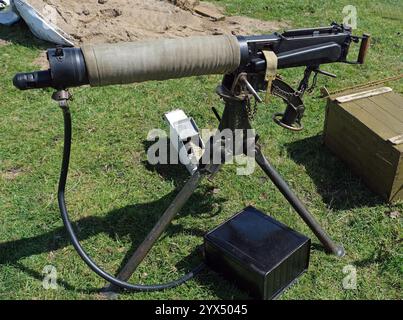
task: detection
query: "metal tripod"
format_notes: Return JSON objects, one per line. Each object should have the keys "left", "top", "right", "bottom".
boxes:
{"left": 103, "top": 84, "right": 344, "bottom": 296}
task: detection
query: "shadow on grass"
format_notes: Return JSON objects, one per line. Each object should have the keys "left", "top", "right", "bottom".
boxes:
{"left": 0, "top": 21, "right": 51, "bottom": 50}
{"left": 0, "top": 158, "right": 250, "bottom": 298}
{"left": 285, "top": 135, "right": 383, "bottom": 210}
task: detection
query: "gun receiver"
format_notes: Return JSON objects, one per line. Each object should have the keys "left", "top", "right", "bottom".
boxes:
{"left": 230, "top": 23, "right": 370, "bottom": 130}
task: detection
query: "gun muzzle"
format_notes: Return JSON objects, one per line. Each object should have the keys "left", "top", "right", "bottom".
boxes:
{"left": 13, "top": 47, "right": 89, "bottom": 90}
{"left": 13, "top": 70, "right": 53, "bottom": 90}
{"left": 13, "top": 35, "right": 241, "bottom": 90}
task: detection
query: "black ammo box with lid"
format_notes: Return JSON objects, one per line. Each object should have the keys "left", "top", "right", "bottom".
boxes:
{"left": 204, "top": 206, "right": 311, "bottom": 300}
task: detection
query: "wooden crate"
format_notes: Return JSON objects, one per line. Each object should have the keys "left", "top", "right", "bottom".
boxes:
{"left": 324, "top": 86, "right": 403, "bottom": 202}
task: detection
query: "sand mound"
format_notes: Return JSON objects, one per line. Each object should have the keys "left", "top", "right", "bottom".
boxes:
{"left": 27, "top": 0, "right": 287, "bottom": 44}
{"left": 168, "top": 0, "right": 200, "bottom": 11}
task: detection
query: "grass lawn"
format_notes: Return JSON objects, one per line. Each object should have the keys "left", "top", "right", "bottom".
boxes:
{"left": 0, "top": 0, "right": 402, "bottom": 300}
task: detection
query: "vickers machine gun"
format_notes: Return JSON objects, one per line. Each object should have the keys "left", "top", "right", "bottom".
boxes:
{"left": 13, "top": 23, "right": 370, "bottom": 294}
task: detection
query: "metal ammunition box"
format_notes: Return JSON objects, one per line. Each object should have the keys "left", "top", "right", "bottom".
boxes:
{"left": 204, "top": 206, "right": 311, "bottom": 300}
{"left": 324, "top": 86, "right": 403, "bottom": 202}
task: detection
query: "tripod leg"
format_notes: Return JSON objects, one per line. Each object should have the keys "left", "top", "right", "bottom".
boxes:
{"left": 103, "top": 171, "right": 204, "bottom": 295}
{"left": 254, "top": 147, "right": 345, "bottom": 257}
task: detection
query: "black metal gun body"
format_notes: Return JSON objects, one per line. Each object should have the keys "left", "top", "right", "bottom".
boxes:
{"left": 244, "top": 33, "right": 342, "bottom": 72}
{"left": 226, "top": 23, "right": 366, "bottom": 88}
{"left": 222, "top": 23, "right": 369, "bottom": 129}
{"left": 242, "top": 25, "right": 355, "bottom": 68}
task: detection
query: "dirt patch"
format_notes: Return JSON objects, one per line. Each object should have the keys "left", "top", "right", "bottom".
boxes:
{"left": 1, "top": 167, "right": 24, "bottom": 180}
{"left": 33, "top": 50, "right": 48, "bottom": 68}
{"left": 33, "top": 49, "right": 53, "bottom": 68}
{"left": 385, "top": 210, "right": 400, "bottom": 219}
{"left": 0, "top": 38, "right": 10, "bottom": 46}
{"left": 27, "top": 0, "right": 287, "bottom": 44}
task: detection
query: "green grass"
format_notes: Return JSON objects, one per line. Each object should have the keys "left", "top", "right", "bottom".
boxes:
{"left": 0, "top": 0, "right": 402, "bottom": 300}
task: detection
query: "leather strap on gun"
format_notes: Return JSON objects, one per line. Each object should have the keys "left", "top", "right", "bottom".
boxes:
{"left": 262, "top": 50, "right": 278, "bottom": 103}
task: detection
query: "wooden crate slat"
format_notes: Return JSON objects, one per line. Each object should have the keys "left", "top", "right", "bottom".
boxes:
{"left": 378, "top": 92, "right": 403, "bottom": 123}
{"left": 341, "top": 101, "right": 396, "bottom": 139}
{"left": 355, "top": 97, "right": 403, "bottom": 135}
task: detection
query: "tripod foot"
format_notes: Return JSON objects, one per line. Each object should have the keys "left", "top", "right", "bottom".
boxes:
{"left": 100, "top": 285, "right": 119, "bottom": 300}
{"left": 332, "top": 245, "right": 345, "bottom": 258}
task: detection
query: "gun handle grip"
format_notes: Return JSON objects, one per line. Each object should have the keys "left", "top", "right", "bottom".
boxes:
{"left": 358, "top": 34, "right": 371, "bottom": 64}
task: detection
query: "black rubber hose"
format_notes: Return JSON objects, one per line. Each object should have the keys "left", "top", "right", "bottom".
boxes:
{"left": 58, "top": 106, "right": 205, "bottom": 292}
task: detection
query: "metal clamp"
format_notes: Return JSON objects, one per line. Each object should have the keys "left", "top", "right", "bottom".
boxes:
{"left": 52, "top": 89, "right": 72, "bottom": 109}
